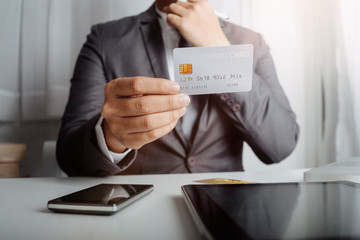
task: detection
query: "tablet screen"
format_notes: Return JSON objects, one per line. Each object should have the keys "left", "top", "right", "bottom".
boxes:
{"left": 182, "top": 182, "right": 360, "bottom": 240}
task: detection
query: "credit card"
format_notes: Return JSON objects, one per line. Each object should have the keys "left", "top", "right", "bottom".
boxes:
{"left": 173, "top": 44, "right": 253, "bottom": 95}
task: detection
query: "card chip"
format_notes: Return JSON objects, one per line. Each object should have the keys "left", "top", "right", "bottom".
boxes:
{"left": 179, "top": 64, "right": 192, "bottom": 75}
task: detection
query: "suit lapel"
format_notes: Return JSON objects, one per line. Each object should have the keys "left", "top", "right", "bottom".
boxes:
{"left": 139, "top": 5, "right": 168, "bottom": 79}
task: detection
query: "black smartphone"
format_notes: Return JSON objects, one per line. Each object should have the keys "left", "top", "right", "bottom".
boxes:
{"left": 47, "top": 183, "right": 154, "bottom": 215}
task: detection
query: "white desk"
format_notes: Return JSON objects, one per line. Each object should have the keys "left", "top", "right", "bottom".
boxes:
{"left": 0, "top": 170, "right": 305, "bottom": 240}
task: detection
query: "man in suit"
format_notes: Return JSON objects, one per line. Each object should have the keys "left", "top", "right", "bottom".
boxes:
{"left": 56, "top": 0, "right": 299, "bottom": 176}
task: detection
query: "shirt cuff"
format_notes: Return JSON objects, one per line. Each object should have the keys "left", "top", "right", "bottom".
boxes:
{"left": 95, "top": 115, "right": 132, "bottom": 164}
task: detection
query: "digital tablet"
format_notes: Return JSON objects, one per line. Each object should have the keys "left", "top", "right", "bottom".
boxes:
{"left": 48, "top": 184, "right": 154, "bottom": 215}
{"left": 181, "top": 182, "right": 360, "bottom": 240}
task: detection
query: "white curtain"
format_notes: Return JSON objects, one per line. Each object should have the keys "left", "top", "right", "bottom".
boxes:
{"left": 0, "top": 0, "right": 22, "bottom": 121}
{"left": 0, "top": 0, "right": 359, "bottom": 168}
{"left": 0, "top": 0, "right": 154, "bottom": 121}
{"left": 213, "top": 0, "right": 360, "bottom": 169}
{"left": 336, "top": 0, "right": 360, "bottom": 160}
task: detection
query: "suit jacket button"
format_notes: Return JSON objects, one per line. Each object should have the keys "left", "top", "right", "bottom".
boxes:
{"left": 220, "top": 93, "right": 229, "bottom": 101}
{"left": 226, "top": 98, "right": 235, "bottom": 106}
{"left": 187, "top": 156, "right": 196, "bottom": 167}
{"left": 232, "top": 103, "right": 241, "bottom": 112}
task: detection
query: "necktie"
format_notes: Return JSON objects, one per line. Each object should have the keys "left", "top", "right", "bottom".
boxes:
{"left": 177, "top": 35, "right": 200, "bottom": 141}
{"left": 178, "top": 35, "right": 189, "bottom": 48}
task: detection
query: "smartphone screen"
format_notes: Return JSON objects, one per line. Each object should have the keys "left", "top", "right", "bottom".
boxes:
{"left": 48, "top": 184, "right": 154, "bottom": 215}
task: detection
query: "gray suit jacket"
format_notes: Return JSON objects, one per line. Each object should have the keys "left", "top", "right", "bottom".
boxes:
{"left": 56, "top": 4, "right": 299, "bottom": 176}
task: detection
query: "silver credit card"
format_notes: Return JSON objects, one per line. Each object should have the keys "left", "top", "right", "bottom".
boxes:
{"left": 173, "top": 44, "right": 253, "bottom": 95}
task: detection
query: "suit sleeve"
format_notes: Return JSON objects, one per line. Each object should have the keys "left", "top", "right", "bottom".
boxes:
{"left": 213, "top": 33, "right": 299, "bottom": 164}
{"left": 56, "top": 25, "right": 137, "bottom": 176}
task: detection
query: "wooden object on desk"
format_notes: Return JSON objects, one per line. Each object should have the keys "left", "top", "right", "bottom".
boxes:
{"left": 0, "top": 143, "right": 26, "bottom": 178}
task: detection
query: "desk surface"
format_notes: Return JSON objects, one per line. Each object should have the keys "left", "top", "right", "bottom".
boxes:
{"left": 0, "top": 170, "right": 305, "bottom": 240}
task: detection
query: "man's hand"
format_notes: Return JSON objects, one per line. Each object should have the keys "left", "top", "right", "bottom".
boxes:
{"left": 166, "top": 0, "right": 230, "bottom": 47}
{"left": 101, "top": 77, "right": 190, "bottom": 153}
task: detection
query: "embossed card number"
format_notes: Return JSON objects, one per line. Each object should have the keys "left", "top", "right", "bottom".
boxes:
{"left": 173, "top": 45, "right": 253, "bottom": 95}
